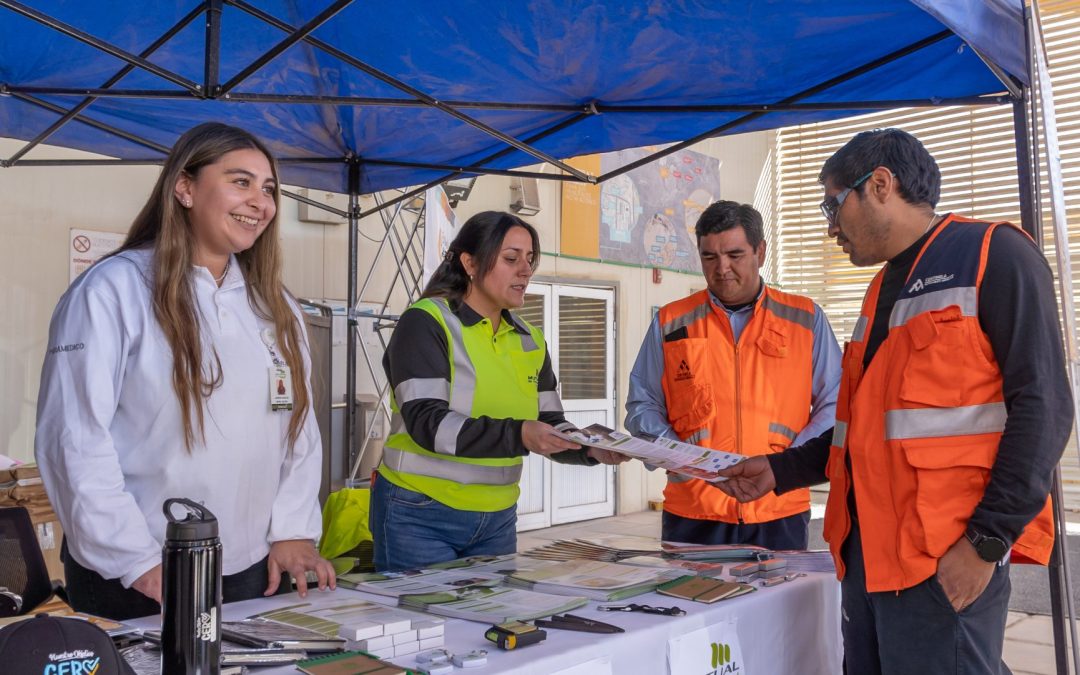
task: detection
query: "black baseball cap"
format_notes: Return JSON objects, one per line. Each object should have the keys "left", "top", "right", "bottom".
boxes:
{"left": 0, "top": 614, "right": 137, "bottom": 674}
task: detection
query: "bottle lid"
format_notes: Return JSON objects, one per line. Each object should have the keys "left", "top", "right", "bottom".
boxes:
{"left": 163, "top": 498, "right": 219, "bottom": 541}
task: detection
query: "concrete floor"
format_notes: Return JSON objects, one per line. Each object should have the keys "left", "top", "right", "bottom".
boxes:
{"left": 517, "top": 509, "right": 1060, "bottom": 675}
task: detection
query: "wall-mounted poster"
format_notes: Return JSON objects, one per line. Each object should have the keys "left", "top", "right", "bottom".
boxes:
{"left": 599, "top": 147, "right": 718, "bottom": 273}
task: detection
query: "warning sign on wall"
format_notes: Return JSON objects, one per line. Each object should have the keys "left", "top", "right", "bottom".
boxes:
{"left": 69, "top": 228, "right": 125, "bottom": 284}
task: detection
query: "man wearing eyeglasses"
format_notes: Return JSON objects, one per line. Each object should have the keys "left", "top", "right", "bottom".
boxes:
{"left": 716, "top": 128, "right": 1069, "bottom": 673}
{"left": 626, "top": 200, "right": 842, "bottom": 551}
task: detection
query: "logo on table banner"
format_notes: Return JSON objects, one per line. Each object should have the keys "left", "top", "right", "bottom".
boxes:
{"left": 43, "top": 650, "right": 99, "bottom": 675}
{"left": 709, "top": 641, "right": 740, "bottom": 674}
{"left": 195, "top": 607, "right": 217, "bottom": 641}
{"left": 675, "top": 359, "right": 694, "bottom": 381}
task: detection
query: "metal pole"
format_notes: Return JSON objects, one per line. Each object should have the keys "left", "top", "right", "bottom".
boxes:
{"left": 345, "top": 160, "right": 360, "bottom": 484}
{"left": 1022, "top": 3, "right": 1080, "bottom": 671}
{"left": 1014, "top": 87, "right": 1071, "bottom": 675}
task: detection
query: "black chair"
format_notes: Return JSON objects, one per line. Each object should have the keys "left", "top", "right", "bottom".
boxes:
{"left": 0, "top": 506, "right": 58, "bottom": 616}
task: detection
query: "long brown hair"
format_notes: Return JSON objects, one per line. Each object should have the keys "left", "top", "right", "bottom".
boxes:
{"left": 118, "top": 122, "right": 309, "bottom": 451}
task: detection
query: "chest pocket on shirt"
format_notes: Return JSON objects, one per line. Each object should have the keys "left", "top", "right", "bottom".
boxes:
{"left": 663, "top": 338, "right": 715, "bottom": 436}
{"left": 898, "top": 307, "right": 985, "bottom": 408}
{"left": 756, "top": 327, "right": 789, "bottom": 359}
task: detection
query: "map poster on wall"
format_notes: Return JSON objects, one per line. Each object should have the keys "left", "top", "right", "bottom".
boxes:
{"left": 598, "top": 147, "right": 719, "bottom": 273}
{"left": 69, "top": 228, "right": 125, "bottom": 284}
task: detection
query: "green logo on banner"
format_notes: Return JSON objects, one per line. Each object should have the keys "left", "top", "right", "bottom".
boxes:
{"left": 708, "top": 642, "right": 739, "bottom": 673}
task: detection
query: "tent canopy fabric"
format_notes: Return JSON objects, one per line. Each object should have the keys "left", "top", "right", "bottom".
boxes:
{"left": 0, "top": 1, "right": 1025, "bottom": 195}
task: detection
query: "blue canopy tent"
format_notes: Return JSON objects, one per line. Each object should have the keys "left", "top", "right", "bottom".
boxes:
{"left": 0, "top": 1, "right": 1070, "bottom": 668}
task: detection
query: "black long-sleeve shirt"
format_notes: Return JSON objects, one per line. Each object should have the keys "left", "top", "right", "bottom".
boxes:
{"left": 768, "top": 219, "right": 1073, "bottom": 547}
{"left": 383, "top": 299, "right": 596, "bottom": 466}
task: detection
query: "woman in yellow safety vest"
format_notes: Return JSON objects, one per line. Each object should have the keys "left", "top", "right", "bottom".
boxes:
{"left": 372, "top": 211, "right": 626, "bottom": 571}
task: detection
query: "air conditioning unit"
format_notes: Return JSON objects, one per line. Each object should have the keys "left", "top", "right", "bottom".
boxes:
{"left": 296, "top": 188, "right": 349, "bottom": 225}
{"left": 509, "top": 177, "right": 541, "bottom": 216}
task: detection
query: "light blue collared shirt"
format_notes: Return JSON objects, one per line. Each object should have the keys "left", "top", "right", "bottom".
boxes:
{"left": 625, "top": 286, "right": 841, "bottom": 447}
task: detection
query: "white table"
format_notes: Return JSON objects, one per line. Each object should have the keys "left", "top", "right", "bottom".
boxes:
{"left": 131, "top": 572, "right": 841, "bottom": 674}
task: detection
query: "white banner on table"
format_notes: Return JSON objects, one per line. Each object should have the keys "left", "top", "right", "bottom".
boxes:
{"left": 423, "top": 185, "right": 459, "bottom": 286}
{"left": 668, "top": 617, "right": 745, "bottom": 674}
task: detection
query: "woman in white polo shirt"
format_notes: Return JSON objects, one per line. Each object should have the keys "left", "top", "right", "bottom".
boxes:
{"left": 35, "top": 122, "right": 335, "bottom": 620}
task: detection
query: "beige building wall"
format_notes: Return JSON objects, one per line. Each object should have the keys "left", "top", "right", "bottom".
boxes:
{"left": 0, "top": 132, "right": 774, "bottom": 514}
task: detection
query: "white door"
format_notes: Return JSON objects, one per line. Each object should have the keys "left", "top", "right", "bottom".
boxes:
{"left": 516, "top": 283, "right": 617, "bottom": 530}
{"left": 515, "top": 285, "right": 553, "bottom": 531}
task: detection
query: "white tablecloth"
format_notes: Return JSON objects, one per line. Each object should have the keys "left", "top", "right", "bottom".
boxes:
{"left": 130, "top": 572, "right": 842, "bottom": 674}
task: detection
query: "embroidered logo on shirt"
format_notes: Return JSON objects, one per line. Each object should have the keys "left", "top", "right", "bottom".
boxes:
{"left": 46, "top": 342, "right": 85, "bottom": 355}
{"left": 527, "top": 370, "right": 539, "bottom": 385}
{"left": 908, "top": 273, "right": 954, "bottom": 295}
{"left": 675, "top": 359, "right": 694, "bottom": 381}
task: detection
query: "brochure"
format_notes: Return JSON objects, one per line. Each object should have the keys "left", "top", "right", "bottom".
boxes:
{"left": 337, "top": 567, "right": 504, "bottom": 598}
{"left": 399, "top": 585, "right": 588, "bottom": 623}
{"left": 505, "top": 560, "right": 684, "bottom": 601}
{"left": 555, "top": 423, "right": 745, "bottom": 481}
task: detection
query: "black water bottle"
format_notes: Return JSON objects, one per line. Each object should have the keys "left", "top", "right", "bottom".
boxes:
{"left": 161, "top": 498, "right": 222, "bottom": 675}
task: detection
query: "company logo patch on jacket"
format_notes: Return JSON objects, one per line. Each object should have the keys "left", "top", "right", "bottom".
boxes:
{"left": 675, "top": 359, "right": 694, "bottom": 381}
{"left": 908, "top": 273, "right": 954, "bottom": 295}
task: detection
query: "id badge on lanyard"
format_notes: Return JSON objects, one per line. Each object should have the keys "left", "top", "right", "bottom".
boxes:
{"left": 261, "top": 328, "right": 294, "bottom": 411}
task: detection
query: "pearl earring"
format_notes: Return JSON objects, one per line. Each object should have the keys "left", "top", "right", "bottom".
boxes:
{"left": 182, "top": 198, "right": 191, "bottom": 207}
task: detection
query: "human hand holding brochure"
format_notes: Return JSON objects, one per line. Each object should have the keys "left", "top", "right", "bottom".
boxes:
{"left": 554, "top": 423, "right": 746, "bottom": 482}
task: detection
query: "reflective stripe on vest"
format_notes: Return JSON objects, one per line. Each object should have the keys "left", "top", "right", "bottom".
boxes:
{"left": 884, "top": 403, "right": 1006, "bottom": 441}
{"left": 662, "top": 302, "right": 710, "bottom": 338}
{"left": 685, "top": 429, "right": 710, "bottom": 445}
{"left": 761, "top": 293, "right": 815, "bottom": 331}
{"left": 539, "top": 391, "right": 563, "bottom": 412}
{"left": 768, "top": 422, "right": 798, "bottom": 443}
{"left": 382, "top": 445, "right": 523, "bottom": 485}
{"left": 395, "top": 377, "right": 450, "bottom": 404}
{"left": 890, "top": 286, "right": 977, "bottom": 329}
{"left": 851, "top": 316, "right": 869, "bottom": 343}
{"left": 832, "top": 420, "right": 848, "bottom": 449}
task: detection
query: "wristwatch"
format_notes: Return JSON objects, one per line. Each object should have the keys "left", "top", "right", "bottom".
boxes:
{"left": 965, "top": 528, "right": 1009, "bottom": 563}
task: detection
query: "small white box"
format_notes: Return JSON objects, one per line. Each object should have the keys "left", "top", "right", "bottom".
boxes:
{"left": 381, "top": 618, "right": 413, "bottom": 635}
{"left": 394, "top": 640, "right": 420, "bottom": 657}
{"left": 391, "top": 629, "right": 418, "bottom": 645}
{"left": 355, "top": 634, "right": 395, "bottom": 651}
{"left": 414, "top": 620, "right": 444, "bottom": 640}
{"left": 338, "top": 621, "right": 383, "bottom": 641}
{"left": 418, "top": 635, "right": 444, "bottom": 650}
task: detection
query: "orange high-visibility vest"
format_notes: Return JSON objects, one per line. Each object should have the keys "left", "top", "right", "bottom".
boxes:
{"left": 659, "top": 286, "right": 815, "bottom": 523}
{"left": 823, "top": 215, "right": 1055, "bottom": 593}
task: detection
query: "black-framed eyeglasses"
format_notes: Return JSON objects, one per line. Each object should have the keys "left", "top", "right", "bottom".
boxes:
{"left": 820, "top": 171, "right": 873, "bottom": 225}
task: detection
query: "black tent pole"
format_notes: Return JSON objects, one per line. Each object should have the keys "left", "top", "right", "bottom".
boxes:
{"left": 1014, "top": 81, "right": 1070, "bottom": 675}
{"left": 346, "top": 160, "right": 360, "bottom": 485}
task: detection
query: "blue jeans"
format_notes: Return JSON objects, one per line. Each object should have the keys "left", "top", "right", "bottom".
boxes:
{"left": 370, "top": 476, "right": 518, "bottom": 572}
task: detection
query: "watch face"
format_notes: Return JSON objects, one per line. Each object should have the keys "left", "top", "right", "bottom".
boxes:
{"left": 977, "top": 536, "right": 1009, "bottom": 563}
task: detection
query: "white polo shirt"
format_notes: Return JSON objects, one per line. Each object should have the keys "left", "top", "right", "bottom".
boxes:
{"left": 35, "top": 247, "right": 323, "bottom": 587}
